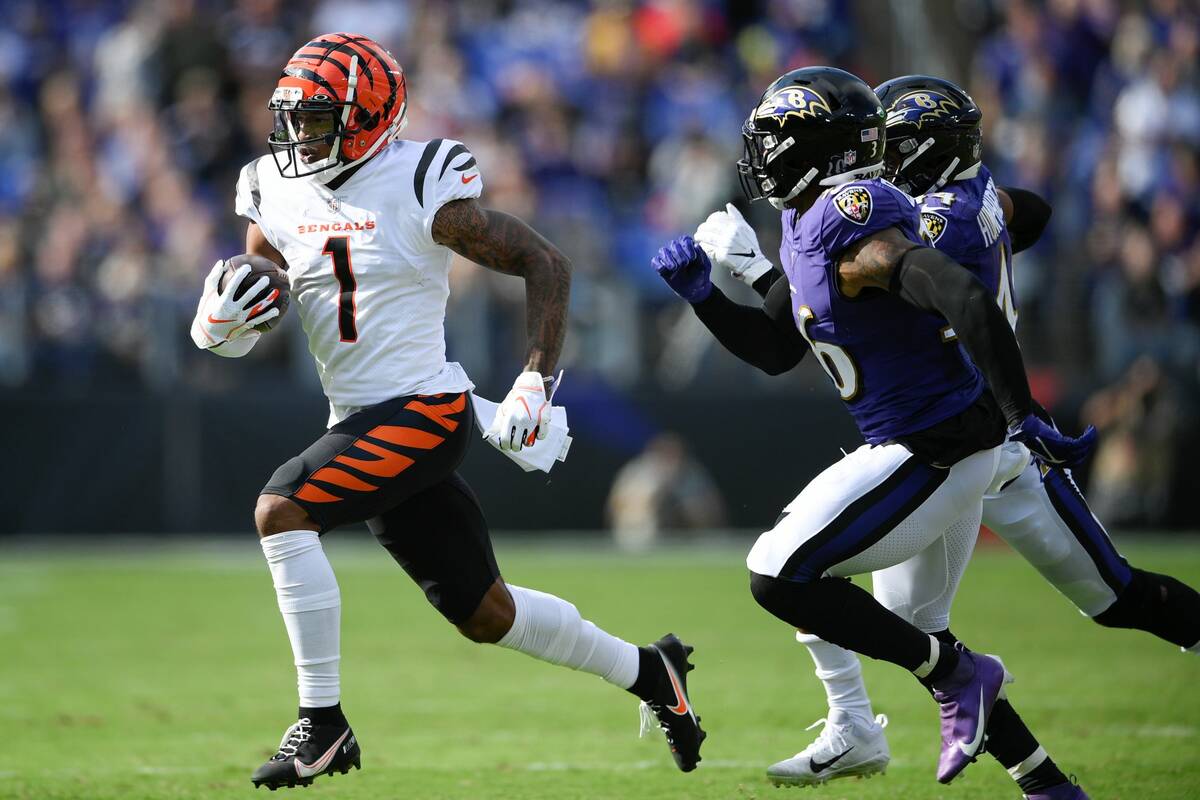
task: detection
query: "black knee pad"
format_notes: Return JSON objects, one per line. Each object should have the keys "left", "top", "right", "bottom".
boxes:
{"left": 1093, "top": 568, "right": 1200, "bottom": 647}
{"left": 751, "top": 572, "right": 806, "bottom": 625}
{"left": 750, "top": 571, "right": 935, "bottom": 669}
{"left": 1093, "top": 569, "right": 1150, "bottom": 630}
{"left": 749, "top": 571, "right": 838, "bottom": 632}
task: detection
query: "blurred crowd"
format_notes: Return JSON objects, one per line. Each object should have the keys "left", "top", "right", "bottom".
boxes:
{"left": 0, "top": 0, "right": 1197, "bottom": 525}
{"left": 967, "top": 0, "right": 1200, "bottom": 525}
{"left": 0, "top": 0, "right": 862, "bottom": 393}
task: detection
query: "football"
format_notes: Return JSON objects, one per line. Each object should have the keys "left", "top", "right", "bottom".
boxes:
{"left": 218, "top": 253, "right": 290, "bottom": 332}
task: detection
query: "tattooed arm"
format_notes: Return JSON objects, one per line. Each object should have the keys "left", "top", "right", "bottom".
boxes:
{"left": 432, "top": 198, "right": 571, "bottom": 375}
{"left": 836, "top": 226, "right": 1032, "bottom": 425}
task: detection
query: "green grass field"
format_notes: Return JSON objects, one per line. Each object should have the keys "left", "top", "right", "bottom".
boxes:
{"left": 2, "top": 536, "right": 1198, "bottom": 800}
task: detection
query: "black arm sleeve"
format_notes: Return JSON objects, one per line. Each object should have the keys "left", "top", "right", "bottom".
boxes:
{"left": 751, "top": 267, "right": 786, "bottom": 299}
{"left": 690, "top": 279, "right": 808, "bottom": 375}
{"left": 1002, "top": 186, "right": 1052, "bottom": 254}
{"left": 892, "top": 247, "right": 1031, "bottom": 426}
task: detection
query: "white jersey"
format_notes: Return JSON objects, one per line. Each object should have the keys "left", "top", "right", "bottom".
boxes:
{"left": 235, "top": 139, "right": 483, "bottom": 426}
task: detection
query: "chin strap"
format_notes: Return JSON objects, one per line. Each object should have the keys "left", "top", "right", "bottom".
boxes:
{"left": 952, "top": 161, "right": 981, "bottom": 181}
{"left": 769, "top": 167, "right": 819, "bottom": 209}
{"left": 767, "top": 160, "right": 886, "bottom": 209}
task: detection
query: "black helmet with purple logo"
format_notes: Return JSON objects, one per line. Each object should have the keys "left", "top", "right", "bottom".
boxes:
{"left": 873, "top": 74, "right": 982, "bottom": 196}
{"left": 738, "top": 67, "right": 886, "bottom": 209}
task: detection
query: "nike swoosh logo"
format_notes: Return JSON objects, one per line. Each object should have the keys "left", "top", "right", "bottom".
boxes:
{"left": 295, "top": 729, "right": 350, "bottom": 778}
{"left": 810, "top": 745, "right": 854, "bottom": 773}
{"left": 730, "top": 250, "right": 756, "bottom": 258}
{"left": 461, "top": 173, "right": 478, "bottom": 184}
{"left": 662, "top": 655, "right": 690, "bottom": 715}
{"left": 957, "top": 687, "right": 987, "bottom": 756}
{"left": 207, "top": 314, "right": 236, "bottom": 324}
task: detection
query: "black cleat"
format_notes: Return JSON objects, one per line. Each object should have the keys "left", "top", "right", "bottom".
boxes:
{"left": 639, "top": 633, "right": 706, "bottom": 772}
{"left": 251, "top": 717, "right": 361, "bottom": 790}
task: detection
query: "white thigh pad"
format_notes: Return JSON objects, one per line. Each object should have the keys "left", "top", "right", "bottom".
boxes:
{"left": 748, "top": 444, "right": 996, "bottom": 582}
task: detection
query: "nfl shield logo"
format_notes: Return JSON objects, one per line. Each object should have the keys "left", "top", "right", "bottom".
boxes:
{"left": 833, "top": 186, "right": 873, "bottom": 225}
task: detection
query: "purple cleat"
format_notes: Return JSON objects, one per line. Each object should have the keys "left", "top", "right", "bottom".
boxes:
{"left": 1024, "top": 781, "right": 1089, "bottom": 799}
{"left": 930, "top": 650, "right": 1010, "bottom": 783}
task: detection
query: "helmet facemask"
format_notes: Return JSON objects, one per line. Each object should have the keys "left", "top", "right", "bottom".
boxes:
{"left": 737, "top": 120, "right": 820, "bottom": 210}
{"left": 267, "top": 68, "right": 369, "bottom": 180}
{"left": 267, "top": 50, "right": 409, "bottom": 181}
{"left": 739, "top": 122, "right": 886, "bottom": 210}
{"left": 883, "top": 126, "right": 981, "bottom": 197}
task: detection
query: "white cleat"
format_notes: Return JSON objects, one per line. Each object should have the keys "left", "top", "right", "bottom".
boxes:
{"left": 767, "top": 709, "right": 890, "bottom": 788}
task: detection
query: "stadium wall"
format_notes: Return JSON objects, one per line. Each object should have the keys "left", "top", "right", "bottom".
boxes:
{"left": 0, "top": 388, "right": 862, "bottom": 535}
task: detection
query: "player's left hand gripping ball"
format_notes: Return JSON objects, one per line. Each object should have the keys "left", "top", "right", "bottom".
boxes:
{"left": 652, "top": 235, "right": 713, "bottom": 303}
{"left": 486, "top": 371, "right": 551, "bottom": 452}
{"left": 190, "top": 258, "right": 285, "bottom": 349}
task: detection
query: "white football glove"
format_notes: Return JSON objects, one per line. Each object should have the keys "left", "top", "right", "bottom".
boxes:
{"left": 694, "top": 203, "right": 776, "bottom": 286}
{"left": 485, "top": 371, "right": 552, "bottom": 452}
{"left": 189, "top": 260, "right": 281, "bottom": 350}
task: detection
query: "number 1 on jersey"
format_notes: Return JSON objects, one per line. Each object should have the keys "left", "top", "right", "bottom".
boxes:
{"left": 322, "top": 236, "right": 358, "bottom": 342}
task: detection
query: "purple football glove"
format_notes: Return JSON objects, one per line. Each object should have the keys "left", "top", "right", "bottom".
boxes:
{"left": 1009, "top": 412, "right": 1097, "bottom": 467}
{"left": 652, "top": 235, "right": 713, "bottom": 303}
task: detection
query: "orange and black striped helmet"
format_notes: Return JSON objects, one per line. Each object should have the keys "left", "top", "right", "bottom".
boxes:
{"left": 267, "top": 32, "right": 408, "bottom": 178}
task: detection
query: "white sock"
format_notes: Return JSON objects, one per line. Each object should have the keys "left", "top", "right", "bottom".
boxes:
{"left": 497, "top": 585, "right": 640, "bottom": 688}
{"left": 796, "top": 632, "right": 874, "bottom": 721}
{"left": 261, "top": 530, "right": 341, "bottom": 709}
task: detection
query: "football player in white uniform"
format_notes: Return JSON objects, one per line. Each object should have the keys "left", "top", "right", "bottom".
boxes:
{"left": 190, "top": 33, "right": 704, "bottom": 790}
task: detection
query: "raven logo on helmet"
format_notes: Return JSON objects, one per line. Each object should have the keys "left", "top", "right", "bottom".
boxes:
{"left": 755, "top": 86, "right": 834, "bottom": 125}
{"left": 833, "top": 186, "right": 873, "bottom": 225}
{"left": 885, "top": 91, "right": 961, "bottom": 130}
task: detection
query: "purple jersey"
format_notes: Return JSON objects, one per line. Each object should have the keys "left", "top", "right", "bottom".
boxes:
{"left": 781, "top": 179, "right": 984, "bottom": 444}
{"left": 918, "top": 165, "right": 1018, "bottom": 332}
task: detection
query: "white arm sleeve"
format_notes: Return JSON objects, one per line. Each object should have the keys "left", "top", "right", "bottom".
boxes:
{"left": 234, "top": 159, "right": 282, "bottom": 252}
{"left": 418, "top": 139, "right": 484, "bottom": 244}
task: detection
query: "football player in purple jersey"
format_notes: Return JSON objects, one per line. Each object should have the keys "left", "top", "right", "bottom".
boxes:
{"left": 694, "top": 73, "right": 1197, "bottom": 799}
{"left": 877, "top": 75, "right": 1199, "bottom": 661}
{"left": 653, "top": 66, "right": 1096, "bottom": 791}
